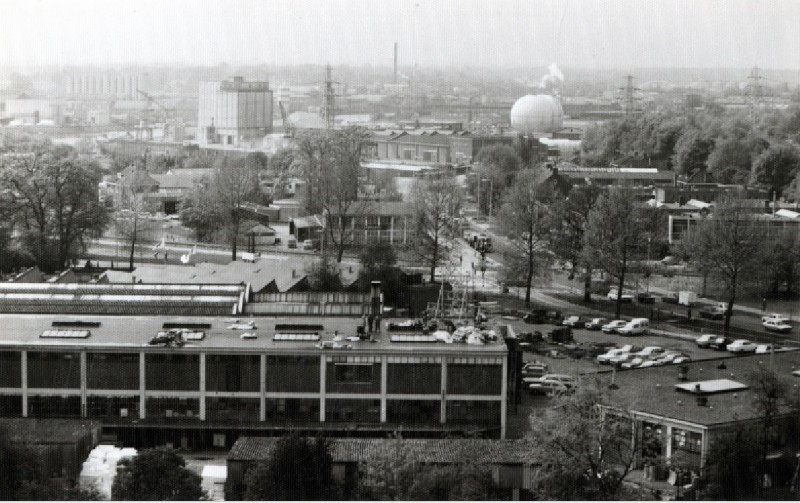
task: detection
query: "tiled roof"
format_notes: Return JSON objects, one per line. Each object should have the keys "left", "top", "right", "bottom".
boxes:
{"left": 228, "top": 437, "right": 531, "bottom": 464}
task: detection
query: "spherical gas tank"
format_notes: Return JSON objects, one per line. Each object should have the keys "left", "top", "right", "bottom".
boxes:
{"left": 509, "top": 94, "right": 563, "bottom": 135}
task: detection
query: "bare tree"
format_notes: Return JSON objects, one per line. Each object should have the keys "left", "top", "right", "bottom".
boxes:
{"left": 684, "top": 196, "right": 770, "bottom": 335}
{"left": 411, "top": 176, "right": 462, "bottom": 283}
{"left": 582, "top": 186, "right": 643, "bottom": 319}
{"left": 496, "top": 168, "right": 551, "bottom": 306}
{"left": 213, "top": 157, "right": 259, "bottom": 261}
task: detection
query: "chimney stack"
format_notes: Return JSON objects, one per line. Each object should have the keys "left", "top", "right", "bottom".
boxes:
{"left": 393, "top": 43, "right": 398, "bottom": 85}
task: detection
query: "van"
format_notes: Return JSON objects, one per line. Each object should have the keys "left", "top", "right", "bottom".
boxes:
{"left": 617, "top": 318, "right": 650, "bottom": 336}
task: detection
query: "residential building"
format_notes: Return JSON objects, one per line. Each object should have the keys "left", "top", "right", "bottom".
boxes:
{"left": 198, "top": 77, "right": 273, "bottom": 147}
{"left": 327, "top": 202, "right": 415, "bottom": 246}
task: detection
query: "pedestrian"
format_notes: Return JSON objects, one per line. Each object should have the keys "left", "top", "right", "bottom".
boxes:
{"left": 459, "top": 256, "right": 463, "bottom": 265}
{"left": 362, "top": 313, "right": 368, "bottom": 331}
{"left": 375, "top": 315, "right": 382, "bottom": 333}
{"left": 762, "top": 298, "right": 767, "bottom": 312}
{"left": 367, "top": 314, "right": 374, "bottom": 333}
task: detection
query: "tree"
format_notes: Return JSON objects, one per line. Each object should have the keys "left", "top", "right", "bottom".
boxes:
{"left": 242, "top": 436, "right": 338, "bottom": 500}
{"left": 213, "top": 157, "right": 260, "bottom": 261}
{"left": 266, "top": 148, "right": 296, "bottom": 200}
{"left": 294, "top": 127, "right": 370, "bottom": 262}
{"left": 684, "top": 197, "right": 770, "bottom": 335}
{"left": 179, "top": 174, "right": 224, "bottom": 242}
{"left": 707, "top": 136, "right": 765, "bottom": 184}
{"left": 305, "top": 256, "right": 343, "bottom": 291}
{"left": 474, "top": 144, "right": 520, "bottom": 215}
{"left": 411, "top": 176, "right": 462, "bottom": 283}
{"left": 111, "top": 447, "right": 204, "bottom": 501}
{"left": 702, "top": 425, "right": 762, "bottom": 500}
{"left": 752, "top": 144, "right": 800, "bottom": 199}
{"left": 673, "top": 127, "right": 714, "bottom": 176}
{"left": 495, "top": 168, "right": 551, "bottom": 306}
{"left": 548, "top": 184, "right": 603, "bottom": 301}
{"left": 358, "top": 242, "right": 402, "bottom": 305}
{"left": 526, "top": 378, "right": 638, "bottom": 500}
{"left": 582, "top": 187, "right": 644, "bottom": 319}
{"left": 0, "top": 146, "right": 110, "bottom": 272}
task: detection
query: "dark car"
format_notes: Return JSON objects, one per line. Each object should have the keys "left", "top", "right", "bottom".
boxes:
{"left": 699, "top": 306, "right": 725, "bottom": 320}
{"left": 637, "top": 293, "right": 656, "bottom": 304}
{"left": 548, "top": 326, "right": 573, "bottom": 343}
{"left": 709, "top": 336, "right": 733, "bottom": 351}
{"left": 523, "top": 309, "right": 563, "bottom": 325}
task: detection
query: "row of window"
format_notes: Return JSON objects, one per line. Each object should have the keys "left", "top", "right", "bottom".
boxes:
{"left": 0, "top": 395, "right": 501, "bottom": 425}
{"left": 0, "top": 352, "right": 503, "bottom": 395}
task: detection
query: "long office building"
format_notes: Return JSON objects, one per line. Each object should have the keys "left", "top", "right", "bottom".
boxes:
{"left": 0, "top": 314, "right": 509, "bottom": 449}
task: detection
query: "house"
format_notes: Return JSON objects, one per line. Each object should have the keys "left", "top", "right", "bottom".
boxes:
{"left": 290, "top": 215, "right": 325, "bottom": 242}
{"left": 327, "top": 201, "right": 415, "bottom": 246}
{"left": 373, "top": 131, "right": 451, "bottom": 163}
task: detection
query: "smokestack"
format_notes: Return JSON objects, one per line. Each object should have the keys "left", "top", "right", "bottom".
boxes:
{"left": 393, "top": 43, "right": 398, "bottom": 85}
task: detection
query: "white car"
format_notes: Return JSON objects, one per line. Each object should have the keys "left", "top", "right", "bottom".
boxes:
{"left": 608, "top": 353, "right": 636, "bottom": 366}
{"left": 726, "top": 339, "right": 758, "bottom": 353}
{"left": 537, "top": 374, "right": 578, "bottom": 388}
{"left": 695, "top": 334, "right": 717, "bottom": 348}
{"left": 638, "top": 359, "right": 663, "bottom": 368}
{"left": 763, "top": 320, "right": 792, "bottom": 333}
{"left": 672, "top": 355, "right": 692, "bottom": 364}
{"left": 601, "top": 320, "right": 628, "bottom": 334}
{"left": 634, "top": 346, "right": 665, "bottom": 358}
{"left": 621, "top": 357, "right": 646, "bottom": 369}
{"left": 596, "top": 345, "right": 634, "bottom": 364}
{"left": 528, "top": 380, "right": 570, "bottom": 396}
{"left": 755, "top": 344, "right": 777, "bottom": 354}
{"left": 607, "top": 289, "right": 634, "bottom": 302}
{"left": 762, "top": 313, "right": 790, "bottom": 324}
{"left": 585, "top": 318, "right": 608, "bottom": 330}
{"left": 656, "top": 352, "right": 682, "bottom": 364}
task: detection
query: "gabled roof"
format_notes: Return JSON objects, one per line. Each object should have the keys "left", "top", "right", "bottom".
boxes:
{"left": 291, "top": 215, "right": 324, "bottom": 229}
{"left": 229, "top": 437, "right": 531, "bottom": 464}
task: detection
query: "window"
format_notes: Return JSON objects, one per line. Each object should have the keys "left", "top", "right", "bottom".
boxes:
{"left": 671, "top": 428, "right": 702, "bottom": 454}
{"left": 28, "top": 352, "right": 80, "bottom": 389}
{"left": 334, "top": 364, "right": 372, "bottom": 384}
{"left": 447, "top": 364, "right": 502, "bottom": 395}
{"left": 88, "top": 353, "right": 139, "bottom": 390}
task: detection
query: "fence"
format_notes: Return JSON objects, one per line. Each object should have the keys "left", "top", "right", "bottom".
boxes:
{"left": 252, "top": 292, "right": 369, "bottom": 304}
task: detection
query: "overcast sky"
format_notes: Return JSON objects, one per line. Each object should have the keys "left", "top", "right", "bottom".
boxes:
{"left": 1, "top": 0, "right": 798, "bottom": 70}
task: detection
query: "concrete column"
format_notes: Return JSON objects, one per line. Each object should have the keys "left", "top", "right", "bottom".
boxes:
{"left": 440, "top": 359, "right": 447, "bottom": 424}
{"left": 320, "top": 356, "right": 326, "bottom": 422}
{"left": 21, "top": 351, "right": 27, "bottom": 418}
{"left": 259, "top": 354, "right": 266, "bottom": 421}
{"left": 139, "top": 352, "right": 146, "bottom": 420}
{"left": 199, "top": 353, "right": 206, "bottom": 421}
{"left": 665, "top": 424, "right": 673, "bottom": 461}
{"left": 500, "top": 356, "right": 508, "bottom": 439}
{"left": 80, "top": 351, "right": 87, "bottom": 418}
{"left": 380, "top": 356, "right": 388, "bottom": 423}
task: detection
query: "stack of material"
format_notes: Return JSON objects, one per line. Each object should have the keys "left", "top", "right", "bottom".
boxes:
{"left": 79, "top": 445, "right": 137, "bottom": 499}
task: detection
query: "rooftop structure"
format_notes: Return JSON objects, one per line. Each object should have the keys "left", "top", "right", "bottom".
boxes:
{"left": 198, "top": 77, "right": 273, "bottom": 148}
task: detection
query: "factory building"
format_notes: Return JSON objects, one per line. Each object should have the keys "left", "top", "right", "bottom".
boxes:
{"left": 198, "top": 77, "right": 273, "bottom": 148}
{"left": 64, "top": 73, "right": 141, "bottom": 99}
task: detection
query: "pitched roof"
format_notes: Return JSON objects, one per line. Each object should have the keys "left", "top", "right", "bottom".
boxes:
{"left": 228, "top": 437, "right": 531, "bottom": 464}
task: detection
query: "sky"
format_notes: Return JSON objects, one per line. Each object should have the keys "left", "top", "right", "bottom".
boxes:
{"left": 0, "top": 0, "right": 799, "bottom": 70}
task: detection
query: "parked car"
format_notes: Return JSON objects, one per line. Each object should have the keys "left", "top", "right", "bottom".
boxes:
{"left": 634, "top": 346, "right": 665, "bottom": 358}
{"left": 621, "top": 357, "right": 646, "bottom": 369}
{"left": 528, "top": 380, "right": 571, "bottom": 397}
{"left": 522, "top": 361, "right": 549, "bottom": 378}
{"left": 755, "top": 344, "right": 778, "bottom": 354}
{"left": 538, "top": 374, "right": 578, "bottom": 388}
{"left": 609, "top": 353, "right": 636, "bottom": 367}
{"left": 762, "top": 313, "right": 790, "bottom": 324}
{"left": 637, "top": 292, "right": 656, "bottom": 304}
{"left": 726, "top": 339, "right": 758, "bottom": 353}
{"left": 596, "top": 347, "right": 629, "bottom": 364}
{"left": 763, "top": 319, "right": 792, "bottom": 333}
{"left": 695, "top": 334, "right": 717, "bottom": 348}
{"left": 708, "top": 336, "right": 733, "bottom": 351}
{"left": 617, "top": 318, "right": 650, "bottom": 336}
{"left": 585, "top": 317, "right": 608, "bottom": 330}
{"left": 672, "top": 355, "right": 692, "bottom": 364}
{"left": 601, "top": 320, "right": 628, "bottom": 334}
{"left": 699, "top": 305, "right": 725, "bottom": 320}
{"left": 656, "top": 352, "right": 683, "bottom": 364}
{"left": 638, "top": 359, "right": 663, "bottom": 368}
{"left": 562, "top": 315, "right": 587, "bottom": 328}
{"left": 607, "top": 289, "right": 634, "bottom": 303}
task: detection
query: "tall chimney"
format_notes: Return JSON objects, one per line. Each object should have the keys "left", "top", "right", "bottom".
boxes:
{"left": 393, "top": 43, "right": 398, "bottom": 85}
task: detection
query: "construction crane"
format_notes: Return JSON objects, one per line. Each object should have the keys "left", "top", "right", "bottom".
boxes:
{"left": 278, "top": 101, "right": 294, "bottom": 138}
{"left": 136, "top": 89, "right": 179, "bottom": 141}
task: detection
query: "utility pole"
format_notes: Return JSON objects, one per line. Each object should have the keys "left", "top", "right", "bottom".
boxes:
{"left": 620, "top": 75, "right": 640, "bottom": 117}
{"left": 748, "top": 66, "right": 763, "bottom": 124}
{"left": 323, "top": 65, "right": 336, "bottom": 130}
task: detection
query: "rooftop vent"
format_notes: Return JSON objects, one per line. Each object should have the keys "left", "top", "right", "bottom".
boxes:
{"left": 273, "top": 333, "right": 320, "bottom": 342}
{"left": 40, "top": 330, "right": 90, "bottom": 339}
{"left": 52, "top": 321, "right": 101, "bottom": 328}
{"left": 675, "top": 379, "right": 748, "bottom": 395}
{"left": 390, "top": 334, "right": 438, "bottom": 343}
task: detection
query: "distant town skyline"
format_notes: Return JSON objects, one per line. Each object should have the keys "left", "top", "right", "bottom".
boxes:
{"left": 1, "top": 0, "right": 799, "bottom": 71}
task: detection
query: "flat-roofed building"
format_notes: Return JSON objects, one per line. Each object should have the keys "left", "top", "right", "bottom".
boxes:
{"left": 0, "top": 314, "right": 510, "bottom": 448}
{"left": 198, "top": 77, "right": 273, "bottom": 148}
